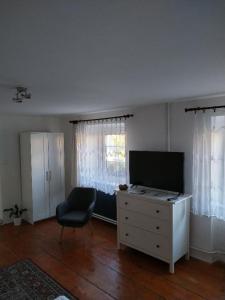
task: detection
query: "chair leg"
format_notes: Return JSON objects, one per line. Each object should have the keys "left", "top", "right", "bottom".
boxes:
{"left": 59, "top": 226, "right": 64, "bottom": 244}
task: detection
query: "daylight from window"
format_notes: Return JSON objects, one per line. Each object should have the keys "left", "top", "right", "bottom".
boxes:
{"left": 105, "top": 134, "right": 125, "bottom": 177}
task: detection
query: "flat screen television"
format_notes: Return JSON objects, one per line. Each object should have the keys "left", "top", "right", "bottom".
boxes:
{"left": 129, "top": 151, "right": 184, "bottom": 193}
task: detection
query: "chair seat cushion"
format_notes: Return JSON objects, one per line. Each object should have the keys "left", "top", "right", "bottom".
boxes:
{"left": 58, "top": 210, "right": 88, "bottom": 227}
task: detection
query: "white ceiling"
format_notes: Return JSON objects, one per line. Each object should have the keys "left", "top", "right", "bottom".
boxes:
{"left": 0, "top": 0, "right": 225, "bottom": 115}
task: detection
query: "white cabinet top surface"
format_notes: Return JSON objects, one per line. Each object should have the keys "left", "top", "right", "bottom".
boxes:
{"left": 117, "top": 187, "right": 191, "bottom": 205}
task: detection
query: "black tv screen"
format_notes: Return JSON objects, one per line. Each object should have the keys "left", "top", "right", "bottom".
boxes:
{"left": 129, "top": 151, "right": 184, "bottom": 193}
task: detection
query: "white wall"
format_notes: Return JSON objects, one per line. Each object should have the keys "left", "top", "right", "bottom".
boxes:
{"left": 0, "top": 115, "right": 64, "bottom": 222}
{"left": 62, "top": 96, "right": 225, "bottom": 262}
{"left": 60, "top": 115, "right": 80, "bottom": 196}
{"left": 213, "top": 218, "right": 225, "bottom": 254}
{"left": 127, "top": 104, "right": 168, "bottom": 151}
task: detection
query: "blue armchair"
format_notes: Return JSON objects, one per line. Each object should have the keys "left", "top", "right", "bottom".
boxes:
{"left": 56, "top": 187, "right": 96, "bottom": 242}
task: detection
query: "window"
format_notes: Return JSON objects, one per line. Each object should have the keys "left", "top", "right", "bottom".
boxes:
{"left": 75, "top": 120, "right": 127, "bottom": 195}
{"left": 105, "top": 134, "right": 126, "bottom": 177}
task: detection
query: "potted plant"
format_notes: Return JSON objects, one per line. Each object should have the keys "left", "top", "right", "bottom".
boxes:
{"left": 3, "top": 205, "right": 27, "bottom": 226}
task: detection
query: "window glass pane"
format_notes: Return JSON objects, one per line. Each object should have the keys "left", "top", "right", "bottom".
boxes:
{"left": 105, "top": 134, "right": 126, "bottom": 177}
{"left": 105, "top": 134, "right": 125, "bottom": 162}
{"left": 105, "top": 134, "right": 125, "bottom": 147}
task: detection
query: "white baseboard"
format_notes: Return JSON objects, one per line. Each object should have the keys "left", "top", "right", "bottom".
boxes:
{"left": 190, "top": 247, "right": 215, "bottom": 263}
{"left": 190, "top": 246, "right": 225, "bottom": 263}
{"left": 214, "top": 252, "right": 225, "bottom": 263}
{"left": 92, "top": 213, "right": 117, "bottom": 225}
{"left": 0, "top": 218, "right": 11, "bottom": 225}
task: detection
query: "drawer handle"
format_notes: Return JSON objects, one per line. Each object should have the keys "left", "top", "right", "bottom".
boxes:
{"left": 125, "top": 233, "right": 129, "bottom": 237}
{"left": 125, "top": 202, "right": 128, "bottom": 205}
{"left": 156, "top": 226, "right": 160, "bottom": 230}
{"left": 125, "top": 216, "right": 128, "bottom": 220}
{"left": 156, "top": 210, "right": 160, "bottom": 214}
{"left": 156, "top": 244, "right": 160, "bottom": 248}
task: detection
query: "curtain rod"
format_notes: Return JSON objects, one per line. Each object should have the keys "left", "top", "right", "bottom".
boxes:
{"left": 185, "top": 105, "right": 225, "bottom": 113}
{"left": 69, "top": 114, "right": 134, "bottom": 124}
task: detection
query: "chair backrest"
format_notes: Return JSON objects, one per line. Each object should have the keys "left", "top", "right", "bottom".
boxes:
{"left": 67, "top": 187, "right": 96, "bottom": 211}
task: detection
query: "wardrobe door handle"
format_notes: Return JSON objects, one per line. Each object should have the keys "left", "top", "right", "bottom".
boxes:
{"left": 125, "top": 233, "right": 129, "bottom": 237}
{"left": 156, "top": 210, "right": 160, "bottom": 214}
{"left": 125, "top": 216, "right": 128, "bottom": 220}
{"left": 156, "top": 226, "right": 160, "bottom": 230}
{"left": 125, "top": 202, "right": 128, "bottom": 206}
{"left": 156, "top": 244, "right": 160, "bottom": 248}
{"left": 46, "top": 171, "right": 49, "bottom": 181}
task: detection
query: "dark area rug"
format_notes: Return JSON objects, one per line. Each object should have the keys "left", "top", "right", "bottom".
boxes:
{"left": 0, "top": 259, "right": 78, "bottom": 300}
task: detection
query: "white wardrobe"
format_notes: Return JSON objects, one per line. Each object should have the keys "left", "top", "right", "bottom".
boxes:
{"left": 20, "top": 132, "right": 65, "bottom": 224}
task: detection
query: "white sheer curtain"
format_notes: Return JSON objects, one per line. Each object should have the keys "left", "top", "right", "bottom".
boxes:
{"left": 75, "top": 118, "right": 127, "bottom": 195}
{"left": 211, "top": 115, "right": 225, "bottom": 220}
{"left": 193, "top": 112, "right": 225, "bottom": 220}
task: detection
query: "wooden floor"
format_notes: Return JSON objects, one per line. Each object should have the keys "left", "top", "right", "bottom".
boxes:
{"left": 0, "top": 219, "right": 225, "bottom": 300}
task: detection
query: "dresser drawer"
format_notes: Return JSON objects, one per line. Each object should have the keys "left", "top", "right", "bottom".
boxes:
{"left": 118, "top": 195, "right": 170, "bottom": 220}
{"left": 120, "top": 223, "right": 170, "bottom": 260}
{"left": 119, "top": 208, "right": 170, "bottom": 237}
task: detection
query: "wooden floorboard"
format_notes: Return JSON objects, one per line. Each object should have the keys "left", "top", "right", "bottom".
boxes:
{"left": 0, "top": 218, "right": 225, "bottom": 300}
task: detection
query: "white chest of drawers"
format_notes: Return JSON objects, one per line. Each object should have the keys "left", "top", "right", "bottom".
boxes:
{"left": 117, "top": 190, "right": 191, "bottom": 273}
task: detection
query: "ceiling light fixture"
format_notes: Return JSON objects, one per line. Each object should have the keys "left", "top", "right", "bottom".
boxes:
{"left": 12, "top": 86, "right": 31, "bottom": 103}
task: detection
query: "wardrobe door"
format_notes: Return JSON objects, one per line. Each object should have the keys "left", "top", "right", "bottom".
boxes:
{"left": 31, "top": 133, "right": 49, "bottom": 221}
{"left": 48, "top": 133, "right": 65, "bottom": 217}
